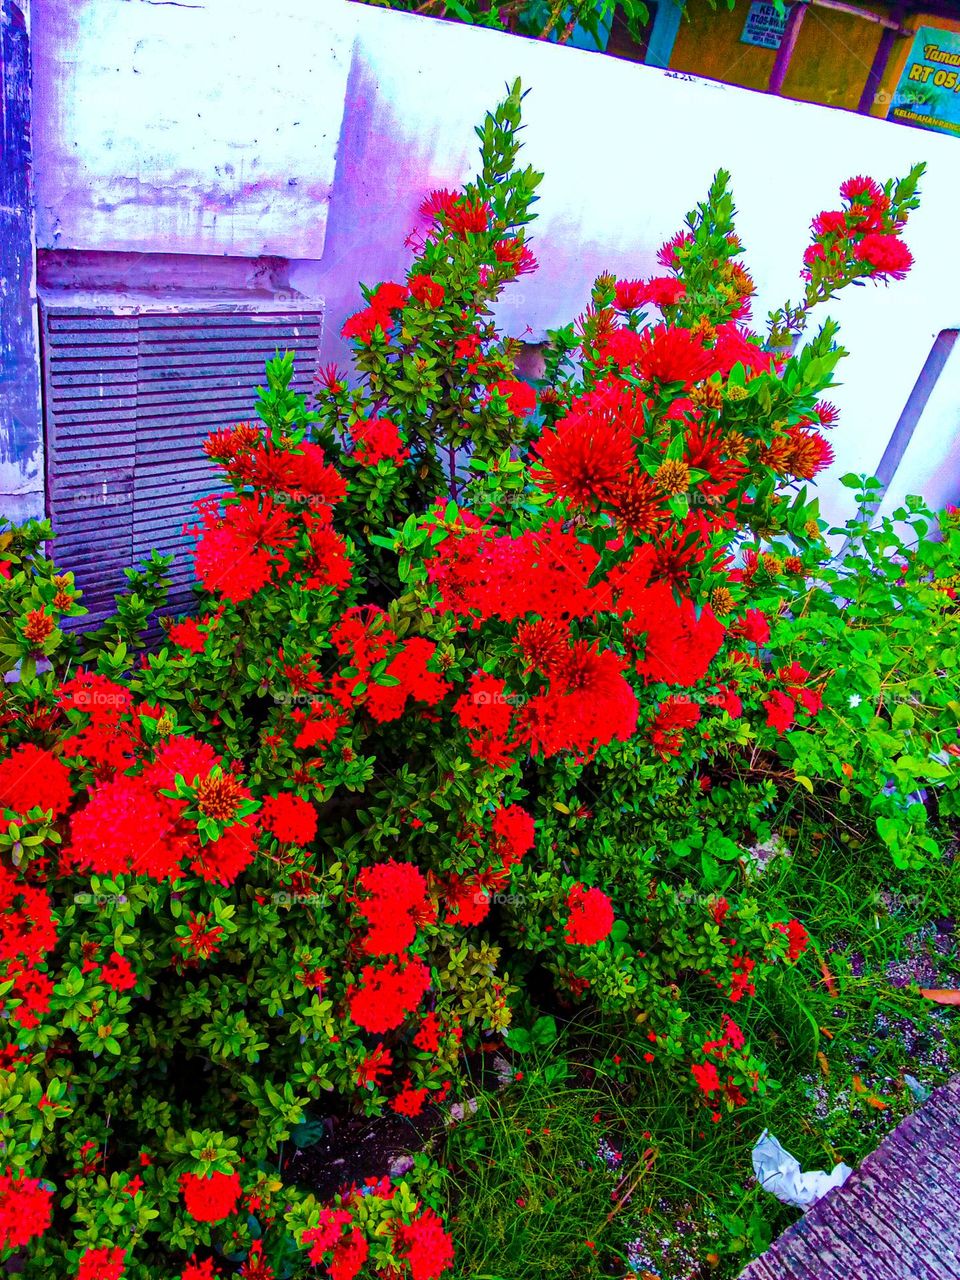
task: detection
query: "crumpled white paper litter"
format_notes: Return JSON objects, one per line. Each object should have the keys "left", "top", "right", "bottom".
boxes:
{"left": 752, "top": 1129, "right": 853, "bottom": 1210}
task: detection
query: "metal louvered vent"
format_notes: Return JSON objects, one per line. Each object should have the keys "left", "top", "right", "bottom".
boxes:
{"left": 40, "top": 305, "right": 323, "bottom": 620}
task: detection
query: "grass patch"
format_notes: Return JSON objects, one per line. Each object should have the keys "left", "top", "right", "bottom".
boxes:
{"left": 441, "top": 822, "right": 960, "bottom": 1279}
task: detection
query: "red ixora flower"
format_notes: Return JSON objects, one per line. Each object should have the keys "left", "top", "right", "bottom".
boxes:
{"left": 75, "top": 1245, "right": 126, "bottom": 1280}
{"left": 633, "top": 581, "right": 725, "bottom": 688}
{"left": 395, "top": 1207, "right": 455, "bottom": 1280}
{"left": 239, "top": 1240, "right": 276, "bottom": 1280}
{"left": 521, "top": 641, "right": 638, "bottom": 758}
{"left": 351, "top": 417, "right": 408, "bottom": 467}
{"left": 0, "top": 1170, "right": 53, "bottom": 1250}
{"left": 636, "top": 324, "right": 715, "bottom": 387}
{"left": 348, "top": 958, "right": 431, "bottom": 1034}
{"left": 0, "top": 744, "right": 73, "bottom": 821}
{"left": 649, "top": 696, "right": 701, "bottom": 760}
{"left": 856, "top": 231, "right": 913, "bottom": 281}
{"left": 302, "top": 1208, "right": 354, "bottom": 1265}
{"left": 408, "top": 274, "right": 445, "bottom": 308}
{"left": 534, "top": 390, "right": 638, "bottom": 511}
{"left": 487, "top": 379, "right": 536, "bottom": 416}
{"left": 840, "top": 174, "right": 885, "bottom": 205}
{"left": 190, "top": 496, "right": 297, "bottom": 604}
{"left": 419, "top": 188, "right": 459, "bottom": 222}
{"left": 446, "top": 196, "right": 490, "bottom": 237}
{"left": 180, "top": 1169, "right": 242, "bottom": 1223}
{"left": 773, "top": 918, "right": 809, "bottom": 962}
{"left": 328, "top": 1228, "right": 368, "bottom": 1280}
{"left": 99, "top": 952, "right": 137, "bottom": 992}
{"left": 564, "top": 883, "right": 614, "bottom": 946}
{"left": 356, "top": 860, "right": 431, "bottom": 956}
{"left": 392, "top": 1079, "right": 430, "bottom": 1117}
{"left": 167, "top": 616, "right": 207, "bottom": 654}
{"left": 259, "top": 792, "right": 317, "bottom": 846}
{"left": 763, "top": 690, "right": 795, "bottom": 736}
{"left": 180, "top": 1258, "right": 217, "bottom": 1280}
{"left": 691, "top": 1061, "right": 721, "bottom": 1096}
{"left": 490, "top": 804, "right": 535, "bottom": 869}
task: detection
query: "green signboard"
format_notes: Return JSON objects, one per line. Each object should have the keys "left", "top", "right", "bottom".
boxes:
{"left": 888, "top": 25, "right": 960, "bottom": 139}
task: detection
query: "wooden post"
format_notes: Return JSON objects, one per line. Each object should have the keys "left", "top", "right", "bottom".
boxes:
{"left": 857, "top": 6, "right": 906, "bottom": 114}
{"left": 0, "top": 0, "right": 44, "bottom": 523}
{"left": 768, "top": 2, "right": 807, "bottom": 96}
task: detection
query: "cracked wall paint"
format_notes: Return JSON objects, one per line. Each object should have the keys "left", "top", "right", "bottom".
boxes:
{"left": 31, "top": 0, "right": 352, "bottom": 257}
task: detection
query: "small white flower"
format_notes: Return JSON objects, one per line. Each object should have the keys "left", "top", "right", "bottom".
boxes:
{"left": 848, "top": 694, "right": 862, "bottom": 708}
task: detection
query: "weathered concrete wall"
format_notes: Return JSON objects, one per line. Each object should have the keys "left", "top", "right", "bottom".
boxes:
{"left": 1, "top": 0, "right": 44, "bottom": 522}
{"left": 24, "top": 0, "right": 960, "bottom": 525}
{"left": 30, "top": 0, "right": 351, "bottom": 258}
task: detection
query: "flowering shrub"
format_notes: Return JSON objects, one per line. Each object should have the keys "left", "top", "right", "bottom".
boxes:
{"left": 354, "top": 0, "right": 652, "bottom": 48}
{"left": 0, "top": 82, "right": 926, "bottom": 1278}
{"left": 748, "top": 485, "right": 960, "bottom": 869}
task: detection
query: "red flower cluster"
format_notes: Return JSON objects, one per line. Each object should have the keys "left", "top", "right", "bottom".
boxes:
{"left": 167, "top": 616, "right": 208, "bottom": 654}
{"left": 633, "top": 581, "right": 725, "bottom": 688}
{"left": 691, "top": 1016, "right": 751, "bottom": 1111}
{"left": 365, "top": 638, "right": 451, "bottom": 724}
{"left": 804, "top": 175, "right": 914, "bottom": 286}
{"left": 67, "top": 734, "right": 258, "bottom": 885}
{"left": 348, "top": 958, "right": 431, "bottom": 1034}
{"left": 75, "top": 1245, "right": 126, "bottom": 1280}
{"left": 522, "top": 641, "right": 638, "bottom": 758}
{"left": 189, "top": 495, "right": 299, "bottom": 604}
{"left": 452, "top": 672, "right": 522, "bottom": 769}
{"left": 487, "top": 379, "right": 536, "bottom": 417}
{"left": 392, "top": 1078, "right": 431, "bottom": 1117}
{"left": 409, "top": 273, "right": 445, "bottom": 308}
{"left": 0, "top": 863, "right": 56, "bottom": 967}
{"left": 302, "top": 1207, "right": 372, "bottom": 1280}
{"left": 350, "top": 417, "right": 408, "bottom": 467}
{"left": 260, "top": 792, "right": 317, "bottom": 845}
{"left": 341, "top": 280, "right": 409, "bottom": 345}
{"left": 180, "top": 1169, "right": 242, "bottom": 1223}
{"left": 356, "top": 861, "right": 431, "bottom": 955}
{"left": 99, "top": 952, "right": 137, "bottom": 992}
{"left": 180, "top": 1257, "right": 217, "bottom": 1280}
{"left": 0, "top": 743, "right": 72, "bottom": 825}
{"left": 446, "top": 196, "right": 490, "bottom": 238}
{"left": 0, "top": 1170, "right": 53, "bottom": 1250}
{"left": 649, "top": 696, "right": 701, "bottom": 760}
{"left": 564, "top": 883, "right": 614, "bottom": 946}
{"left": 772, "top": 918, "right": 809, "bottom": 962}
{"left": 395, "top": 1207, "right": 455, "bottom": 1280}
{"left": 614, "top": 276, "right": 686, "bottom": 312}
{"left": 490, "top": 804, "right": 535, "bottom": 868}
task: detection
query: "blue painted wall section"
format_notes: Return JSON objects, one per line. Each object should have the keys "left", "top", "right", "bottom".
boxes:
{"left": 645, "top": 0, "right": 683, "bottom": 68}
{"left": 0, "top": 0, "right": 44, "bottom": 523}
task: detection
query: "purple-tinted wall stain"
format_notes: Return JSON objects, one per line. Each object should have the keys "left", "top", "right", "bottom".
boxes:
{"left": 0, "top": 0, "right": 44, "bottom": 521}
{"left": 294, "top": 46, "right": 474, "bottom": 370}
{"left": 293, "top": 41, "right": 662, "bottom": 371}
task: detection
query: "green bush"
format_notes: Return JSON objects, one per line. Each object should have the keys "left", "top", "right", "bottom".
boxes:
{"left": 0, "top": 83, "right": 935, "bottom": 1280}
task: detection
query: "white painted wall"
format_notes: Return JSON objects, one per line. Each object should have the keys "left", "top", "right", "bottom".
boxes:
{"left": 29, "top": 0, "right": 960, "bottom": 523}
